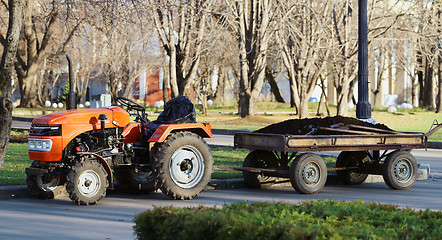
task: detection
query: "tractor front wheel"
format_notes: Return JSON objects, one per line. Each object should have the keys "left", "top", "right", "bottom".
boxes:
{"left": 153, "top": 132, "right": 213, "bottom": 200}
{"left": 67, "top": 160, "right": 108, "bottom": 205}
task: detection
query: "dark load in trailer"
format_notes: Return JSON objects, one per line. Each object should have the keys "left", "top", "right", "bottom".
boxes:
{"left": 215, "top": 116, "right": 442, "bottom": 194}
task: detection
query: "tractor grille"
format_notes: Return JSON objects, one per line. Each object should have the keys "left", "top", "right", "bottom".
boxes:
{"left": 29, "top": 124, "right": 62, "bottom": 136}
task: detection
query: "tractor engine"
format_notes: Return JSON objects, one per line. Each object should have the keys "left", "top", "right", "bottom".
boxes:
{"left": 72, "top": 114, "right": 135, "bottom": 169}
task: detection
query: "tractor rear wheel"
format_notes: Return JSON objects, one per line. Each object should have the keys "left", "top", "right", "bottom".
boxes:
{"left": 153, "top": 132, "right": 213, "bottom": 200}
{"left": 114, "top": 166, "right": 156, "bottom": 193}
{"left": 26, "top": 161, "right": 65, "bottom": 199}
{"left": 67, "top": 160, "right": 108, "bottom": 205}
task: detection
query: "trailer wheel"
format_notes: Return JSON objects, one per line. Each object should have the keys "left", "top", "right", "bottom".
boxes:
{"left": 67, "top": 160, "right": 108, "bottom": 205}
{"left": 336, "top": 151, "right": 369, "bottom": 185}
{"left": 242, "top": 150, "right": 278, "bottom": 189}
{"left": 382, "top": 151, "right": 417, "bottom": 190}
{"left": 290, "top": 153, "right": 327, "bottom": 194}
{"left": 26, "top": 161, "right": 65, "bottom": 199}
{"left": 114, "top": 166, "right": 156, "bottom": 193}
{"left": 153, "top": 132, "right": 213, "bottom": 200}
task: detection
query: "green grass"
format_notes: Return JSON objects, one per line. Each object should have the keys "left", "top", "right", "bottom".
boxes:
{"left": 0, "top": 143, "right": 32, "bottom": 186}
{"left": 211, "top": 146, "right": 248, "bottom": 179}
{"left": 372, "top": 112, "right": 442, "bottom": 141}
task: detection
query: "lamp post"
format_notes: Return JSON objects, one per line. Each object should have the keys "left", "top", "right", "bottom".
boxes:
{"left": 356, "top": 0, "right": 371, "bottom": 119}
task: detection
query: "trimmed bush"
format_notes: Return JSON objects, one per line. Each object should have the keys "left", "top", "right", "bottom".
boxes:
{"left": 133, "top": 200, "right": 442, "bottom": 240}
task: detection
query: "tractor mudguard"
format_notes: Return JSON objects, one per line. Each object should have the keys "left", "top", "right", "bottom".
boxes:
{"left": 121, "top": 122, "right": 143, "bottom": 144}
{"left": 76, "top": 152, "right": 114, "bottom": 190}
{"left": 148, "top": 123, "right": 214, "bottom": 143}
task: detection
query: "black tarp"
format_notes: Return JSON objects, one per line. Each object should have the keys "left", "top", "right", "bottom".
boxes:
{"left": 144, "top": 96, "right": 196, "bottom": 137}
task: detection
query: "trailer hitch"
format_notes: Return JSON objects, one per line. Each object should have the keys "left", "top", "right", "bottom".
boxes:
{"left": 425, "top": 119, "right": 442, "bottom": 138}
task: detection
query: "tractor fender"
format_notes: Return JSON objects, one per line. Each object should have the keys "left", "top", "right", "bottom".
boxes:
{"left": 76, "top": 152, "right": 114, "bottom": 190}
{"left": 148, "top": 123, "right": 214, "bottom": 143}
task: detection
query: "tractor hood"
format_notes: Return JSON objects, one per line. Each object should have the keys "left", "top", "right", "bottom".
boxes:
{"left": 32, "top": 106, "right": 130, "bottom": 127}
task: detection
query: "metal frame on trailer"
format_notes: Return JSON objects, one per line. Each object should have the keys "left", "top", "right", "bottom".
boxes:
{"left": 214, "top": 123, "right": 442, "bottom": 194}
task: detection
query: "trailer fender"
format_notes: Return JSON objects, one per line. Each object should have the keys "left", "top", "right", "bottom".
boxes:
{"left": 77, "top": 152, "right": 114, "bottom": 190}
{"left": 148, "top": 123, "right": 214, "bottom": 143}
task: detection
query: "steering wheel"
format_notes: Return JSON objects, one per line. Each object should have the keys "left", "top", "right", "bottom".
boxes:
{"left": 116, "top": 97, "right": 148, "bottom": 122}
{"left": 117, "top": 97, "right": 146, "bottom": 112}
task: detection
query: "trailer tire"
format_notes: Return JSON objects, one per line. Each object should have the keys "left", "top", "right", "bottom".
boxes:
{"left": 382, "top": 151, "right": 417, "bottom": 190}
{"left": 242, "top": 150, "right": 279, "bottom": 189}
{"left": 67, "top": 160, "right": 108, "bottom": 205}
{"left": 26, "top": 161, "right": 65, "bottom": 199}
{"left": 114, "top": 166, "right": 156, "bottom": 193}
{"left": 290, "top": 153, "right": 327, "bottom": 194}
{"left": 336, "top": 151, "right": 369, "bottom": 185}
{"left": 153, "top": 132, "right": 213, "bottom": 200}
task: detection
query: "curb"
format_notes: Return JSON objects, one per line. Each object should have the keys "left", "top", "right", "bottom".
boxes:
{"left": 12, "top": 116, "right": 34, "bottom": 122}
{"left": 211, "top": 129, "right": 252, "bottom": 135}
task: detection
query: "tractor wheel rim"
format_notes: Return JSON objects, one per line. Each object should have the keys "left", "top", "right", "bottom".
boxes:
{"left": 78, "top": 170, "right": 101, "bottom": 197}
{"left": 170, "top": 146, "right": 204, "bottom": 189}
{"left": 395, "top": 159, "right": 412, "bottom": 183}
{"left": 302, "top": 162, "right": 320, "bottom": 185}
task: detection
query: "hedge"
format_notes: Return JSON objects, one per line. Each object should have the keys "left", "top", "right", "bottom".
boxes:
{"left": 133, "top": 200, "right": 442, "bottom": 240}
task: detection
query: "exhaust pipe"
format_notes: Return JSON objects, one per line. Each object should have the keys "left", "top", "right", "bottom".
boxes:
{"left": 66, "top": 55, "right": 77, "bottom": 110}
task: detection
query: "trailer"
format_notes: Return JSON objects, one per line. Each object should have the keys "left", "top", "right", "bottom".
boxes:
{"left": 214, "top": 122, "right": 442, "bottom": 194}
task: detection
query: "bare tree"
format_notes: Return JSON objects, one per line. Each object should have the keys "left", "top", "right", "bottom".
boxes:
{"left": 0, "top": 0, "right": 23, "bottom": 168}
{"left": 11, "top": 0, "right": 80, "bottom": 107}
{"left": 224, "top": 0, "right": 275, "bottom": 117}
{"left": 148, "top": 0, "right": 212, "bottom": 98}
{"left": 83, "top": 1, "right": 156, "bottom": 104}
{"left": 276, "top": 0, "right": 332, "bottom": 118}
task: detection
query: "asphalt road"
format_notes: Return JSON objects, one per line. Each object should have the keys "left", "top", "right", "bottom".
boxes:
{"left": 2, "top": 122, "right": 442, "bottom": 240}
{"left": 1, "top": 179, "right": 442, "bottom": 240}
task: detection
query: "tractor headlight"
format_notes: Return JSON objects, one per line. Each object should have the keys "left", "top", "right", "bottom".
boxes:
{"left": 28, "top": 138, "right": 53, "bottom": 152}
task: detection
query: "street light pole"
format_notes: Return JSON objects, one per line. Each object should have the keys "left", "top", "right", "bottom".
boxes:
{"left": 356, "top": 0, "right": 371, "bottom": 119}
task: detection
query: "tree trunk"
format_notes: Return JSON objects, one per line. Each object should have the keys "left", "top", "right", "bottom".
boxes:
{"left": 437, "top": 55, "right": 442, "bottom": 113}
{"left": 337, "top": 65, "right": 350, "bottom": 116}
{"left": 437, "top": 6, "right": 442, "bottom": 113}
{"left": 423, "top": 60, "right": 434, "bottom": 110}
{"left": 417, "top": 52, "right": 425, "bottom": 107}
{"left": 298, "top": 97, "right": 310, "bottom": 119}
{"left": 239, "top": 91, "right": 258, "bottom": 117}
{"left": 0, "top": 0, "right": 23, "bottom": 168}
{"left": 214, "top": 66, "right": 226, "bottom": 105}
{"left": 18, "top": 68, "right": 39, "bottom": 107}
{"left": 265, "top": 67, "right": 285, "bottom": 103}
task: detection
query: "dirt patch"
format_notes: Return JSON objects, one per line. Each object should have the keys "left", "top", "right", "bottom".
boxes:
{"left": 255, "top": 116, "right": 393, "bottom": 135}
{"left": 9, "top": 134, "right": 28, "bottom": 143}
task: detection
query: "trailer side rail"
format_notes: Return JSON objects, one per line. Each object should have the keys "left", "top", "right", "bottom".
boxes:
{"left": 234, "top": 132, "right": 427, "bottom": 152}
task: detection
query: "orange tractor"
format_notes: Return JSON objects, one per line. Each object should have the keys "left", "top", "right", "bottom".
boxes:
{"left": 25, "top": 57, "right": 214, "bottom": 205}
